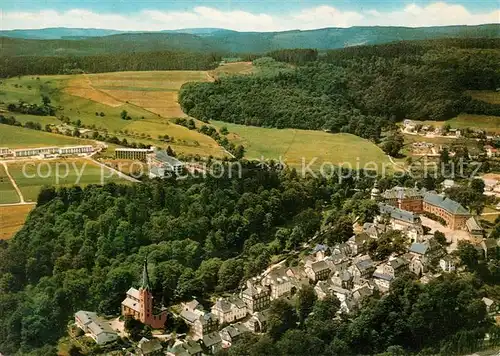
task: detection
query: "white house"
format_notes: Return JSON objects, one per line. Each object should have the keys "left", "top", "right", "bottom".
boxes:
{"left": 211, "top": 296, "right": 247, "bottom": 324}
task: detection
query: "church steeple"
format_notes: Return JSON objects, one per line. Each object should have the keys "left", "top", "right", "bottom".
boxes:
{"left": 141, "top": 258, "right": 150, "bottom": 291}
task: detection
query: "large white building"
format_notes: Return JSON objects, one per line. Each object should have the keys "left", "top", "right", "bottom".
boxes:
{"left": 11, "top": 145, "right": 94, "bottom": 158}
{"left": 115, "top": 148, "right": 154, "bottom": 161}
{"left": 211, "top": 297, "right": 247, "bottom": 324}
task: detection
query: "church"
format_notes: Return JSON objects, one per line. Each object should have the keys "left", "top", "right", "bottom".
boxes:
{"left": 121, "top": 259, "right": 167, "bottom": 329}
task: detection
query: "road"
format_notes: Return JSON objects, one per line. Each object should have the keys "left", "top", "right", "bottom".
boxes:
{"left": 85, "top": 157, "right": 140, "bottom": 183}
{"left": 1, "top": 162, "right": 26, "bottom": 204}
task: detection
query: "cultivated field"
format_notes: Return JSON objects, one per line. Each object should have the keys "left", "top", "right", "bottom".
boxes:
{"left": 211, "top": 121, "right": 393, "bottom": 171}
{"left": 0, "top": 204, "right": 35, "bottom": 240}
{"left": 0, "top": 164, "right": 20, "bottom": 204}
{"left": 0, "top": 123, "right": 94, "bottom": 148}
{"left": 6, "top": 158, "right": 130, "bottom": 202}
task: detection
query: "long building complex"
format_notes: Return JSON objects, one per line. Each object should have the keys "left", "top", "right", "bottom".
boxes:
{"left": 2, "top": 145, "right": 94, "bottom": 158}
{"left": 115, "top": 148, "right": 154, "bottom": 161}
{"left": 374, "top": 184, "right": 470, "bottom": 230}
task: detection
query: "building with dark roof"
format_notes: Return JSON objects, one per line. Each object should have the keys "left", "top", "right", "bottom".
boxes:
{"left": 381, "top": 185, "right": 424, "bottom": 212}
{"left": 423, "top": 192, "right": 470, "bottom": 230}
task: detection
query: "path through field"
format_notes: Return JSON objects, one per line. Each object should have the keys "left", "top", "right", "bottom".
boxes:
{"left": 1, "top": 161, "right": 25, "bottom": 203}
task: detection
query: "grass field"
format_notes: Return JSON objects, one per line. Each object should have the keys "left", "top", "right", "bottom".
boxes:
{"left": 419, "top": 114, "right": 500, "bottom": 134}
{"left": 0, "top": 123, "right": 94, "bottom": 148}
{"left": 209, "top": 62, "right": 254, "bottom": 79}
{"left": 0, "top": 74, "right": 225, "bottom": 158}
{"left": 7, "top": 158, "right": 130, "bottom": 202}
{"left": 0, "top": 204, "right": 35, "bottom": 240}
{"left": 211, "top": 121, "right": 393, "bottom": 171}
{"left": 0, "top": 164, "right": 20, "bottom": 204}
{"left": 467, "top": 90, "right": 500, "bottom": 105}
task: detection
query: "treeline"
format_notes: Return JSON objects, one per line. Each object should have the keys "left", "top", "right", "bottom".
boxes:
{"left": 0, "top": 51, "right": 221, "bottom": 77}
{"left": 267, "top": 49, "right": 318, "bottom": 65}
{"left": 175, "top": 117, "right": 245, "bottom": 159}
{"left": 6, "top": 95, "right": 55, "bottom": 116}
{"left": 179, "top": 40, "right": 500, "bottom": 140}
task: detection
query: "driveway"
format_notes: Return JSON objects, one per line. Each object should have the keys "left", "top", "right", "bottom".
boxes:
{"left": 420, "top": 216, "right": 473, "bottom": 252}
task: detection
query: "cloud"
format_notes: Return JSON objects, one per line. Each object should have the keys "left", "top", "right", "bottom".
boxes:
{"left": 0, "top": 3, "right": 498, "bottom": 31}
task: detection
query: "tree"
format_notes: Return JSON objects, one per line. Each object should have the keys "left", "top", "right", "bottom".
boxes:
{"left": 382, "top": 131, "right": 405, "bottom": 157}
{"left": 470, "top": 179, "right": 485, "bottom": 195}
{"left": 267, "top": 299, "right": 298, "bottom": 340}
{"left": 166, "top": 146, "right": 176, "bottom": 157}
{"left": 456, "top": 241, "right": 480, "bottom": 269}
{"left": 295, "top": 285, "right": 317, "bottom": 324}
{"left": 120, "top": 110, "right": 128, "bottom": 120}
{"left": 434, "top": 231, "right": 447, "bottom": 246}
{"left": 217, "top": 259, "right": 243, "bottom": 291}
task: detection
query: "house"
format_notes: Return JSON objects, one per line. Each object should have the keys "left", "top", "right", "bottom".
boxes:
{"left": 122, "top": 259, "right": 167, "bottom": 329}
{"left": 138, "top": 337, "right": 163, "bottom": 356}
{"left": 245, "top": 310, "right": 269, "bottom": 333}
{"left": 409, "top": 256, "right": 426, "bottom": 277}
{"left": 383, "top": 257, "right": 409, "bottom": 278}
{"left": 331, "top": 270, "right": 354, "bottom": 290}
{"left": 312, "top": 244, "right": 331, "bottom": 260}
{"left": 262, "top": 268, "right": 295, "bottom": 300}
{"left": 481, "top": 239, "right": 499, "bottom": 260}
{"left": 409, "top": 239, "right": 443, "bottom": 262}
{"left": 192, "top": 313, "right": 219, "bottom": 340}
{"left": 363, "top": 222, "right": 390, "bottom": 239}
{"left": 202, "top": 331, "right": 223, "bottom": 354}
{"left": 220, "top": 323, "right": 250, "bottom": 347}
{"left": 439, "top": 255, "right": 456, "bottom": 273}
{"left": 167, "top": 340, "right": 203, "bottom": 356}
{"left": 211, "top": 296, "right": 247, "bottom": 324}
{"left": 351, "top": 257, "right": 375, "bottom": 279}
{"left": 466, "top": 216, "right": 484, "bottom": 238}
{"left": 352, "top": 284, "right": 373, "bottom": 304}
{"left": 305, "top": 260, "right": 331, "bottom": 282}
{"left": 74, "top": 311, "right": 118, "bottom": 345}
{"left": 381, "top": 186, "right": 424, "bottom": 213}
{"left": 241, "top": 279, "right": 271, "bottom": 313}
{"left": 148, "top": 149, "right": 184, "bottom": 177}
{"left": 482, "top": 297, "right": 498, "bottom": 315}
{"left": 347, "top": 233, "right": 370, "bottom": 255}
{"left": 378, "top": 203, "right": 423, "bottom": 232}
{"left": 372, "top": 272, "right": 394, "bottom": 291}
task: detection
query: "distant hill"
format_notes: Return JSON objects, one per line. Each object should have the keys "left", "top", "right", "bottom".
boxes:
{"left": 1, "top": 24, "right": 499, "bottom": 56}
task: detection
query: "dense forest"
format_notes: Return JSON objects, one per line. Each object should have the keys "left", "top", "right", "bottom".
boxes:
{"left": 0, "top": 163, "right": 498, "bottom": 355}
{"left": 0, "top": 51, "right": 221, "bottom": 77}
{"left": 179, "top": 39, "right": 500, "bottom": 140}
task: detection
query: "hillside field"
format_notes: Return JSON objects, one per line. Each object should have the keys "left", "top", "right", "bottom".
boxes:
{"left": 0, "top": 74, "right": 225, "bottom": 158}
{"left": 0, "top": 124, "right": 94, "bottom": 148}
{"left": 211, "top": 121, "right": 393, "bottom": 171}
{"left": 419, "top": 114, "right": 500, "bottom": 134}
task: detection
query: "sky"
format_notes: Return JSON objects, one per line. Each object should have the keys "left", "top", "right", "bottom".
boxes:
{"left": 1, "top": 1, "right": 499, "bottom": 31}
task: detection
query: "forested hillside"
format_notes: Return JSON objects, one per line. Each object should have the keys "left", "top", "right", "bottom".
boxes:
{"left": 0, "top": 51, "right": 221, "bottom": 77}
{"left": 1, "top": 24, "right": 499, "bottom": 56}
{"left": 0, "top": 164, "right": 498, "bottom": 355}
{"left": 179, "top": 39, "right": 500, "bottom": 140}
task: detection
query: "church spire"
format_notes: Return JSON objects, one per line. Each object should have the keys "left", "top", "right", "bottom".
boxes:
{"left": 141, "top": 258, "right": 150, "bottom": 291}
